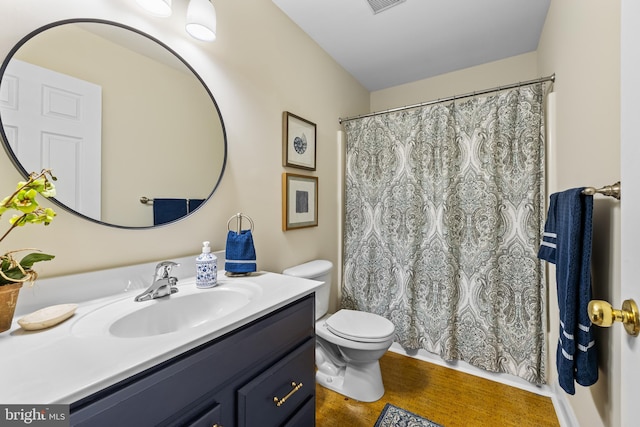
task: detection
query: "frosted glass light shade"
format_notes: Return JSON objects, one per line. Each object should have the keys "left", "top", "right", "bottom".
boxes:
{"left": 135, "top": 0, "right": 172, "bottom": 17}
{"left": 186, "top": 0, "right": 217, "bottom": 41}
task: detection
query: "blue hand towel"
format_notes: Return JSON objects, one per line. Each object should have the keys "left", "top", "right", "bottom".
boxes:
{"left": 188, "top": 199, "right": 205, "bottom": 212}
{"left": 153, "top": 198, "right": 188, "bottom": 225}
{"left": 538, "top": 188, "right": 597, "bottom": 395}
{"left": 225, "top": 230, "right": 257, "bottom": 274}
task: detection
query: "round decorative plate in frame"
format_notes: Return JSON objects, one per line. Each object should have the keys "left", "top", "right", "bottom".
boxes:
{"left": 294, "top": 134, "right": 307, "bottom": 154}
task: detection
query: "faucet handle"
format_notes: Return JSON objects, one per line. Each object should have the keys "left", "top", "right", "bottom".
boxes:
{"left": 155, "top": 261, "right": 180, "bottom": 279}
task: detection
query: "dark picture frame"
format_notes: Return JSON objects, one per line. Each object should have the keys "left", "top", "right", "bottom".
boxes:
{"left": 282, "top": 173, "right": 318, "bottom": 230}
{"left": 283, "top": 111, "right": 316, "bottom": 171}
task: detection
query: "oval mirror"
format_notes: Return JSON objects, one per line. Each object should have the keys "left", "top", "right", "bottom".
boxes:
{"left": 0, "top": 19, "right": 226, "bottom": 228}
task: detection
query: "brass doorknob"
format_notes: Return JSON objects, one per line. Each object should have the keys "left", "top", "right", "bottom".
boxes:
{"left": 588, "top": 299, "right": 640, "bottom": 336}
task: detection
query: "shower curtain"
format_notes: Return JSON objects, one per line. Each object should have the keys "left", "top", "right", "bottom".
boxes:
{"left": 342, "top": 84, "right": 546, "bottom": 384}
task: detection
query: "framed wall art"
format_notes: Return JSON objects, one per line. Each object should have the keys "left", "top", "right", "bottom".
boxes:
{"left": 282, "top": 173, "right": 318, "bottom": 230}
{"left": 283, "top": 111, "right": 316, "bottom": 170}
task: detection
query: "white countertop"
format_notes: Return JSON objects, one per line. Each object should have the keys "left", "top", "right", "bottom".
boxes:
{"left": 0, "top": 264, "right": 321, "bottom": 404}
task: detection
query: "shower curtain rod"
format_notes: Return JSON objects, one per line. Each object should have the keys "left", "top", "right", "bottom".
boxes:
{"left": 338, "top": 73, "right": 555, "bottom": 124}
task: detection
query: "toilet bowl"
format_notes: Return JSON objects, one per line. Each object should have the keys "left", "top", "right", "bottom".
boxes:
{"left": 315, "top": 309, "right": 395, "bottom": 402}
{"left": 282, "top": 260, "right": 395, "bottom": 402}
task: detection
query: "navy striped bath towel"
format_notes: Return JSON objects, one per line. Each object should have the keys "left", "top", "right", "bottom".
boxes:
{"left": 538, "top": 188, "right": 597, "bottom": 395}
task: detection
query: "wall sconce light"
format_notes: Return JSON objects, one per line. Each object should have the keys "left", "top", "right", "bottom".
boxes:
{"left": 136, "top": 0, "right": 217, "bottom": 42}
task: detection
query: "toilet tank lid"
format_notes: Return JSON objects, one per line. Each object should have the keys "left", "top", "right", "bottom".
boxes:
{"left": 282, "top": 260, "right": 333, "bottom": 278}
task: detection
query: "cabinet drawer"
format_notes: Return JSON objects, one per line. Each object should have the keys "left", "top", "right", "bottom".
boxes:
{"left": 238, "top": 338, "right": 315, "bottom": 427}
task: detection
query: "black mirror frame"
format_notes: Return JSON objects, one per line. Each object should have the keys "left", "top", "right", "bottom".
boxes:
{"left": 0, "top": 18, "right": 227, "bottom": 229}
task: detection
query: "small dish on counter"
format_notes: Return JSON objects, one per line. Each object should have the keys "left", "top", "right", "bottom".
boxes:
{"left": 17, "top": 303, "right": 78, "bottom": 331}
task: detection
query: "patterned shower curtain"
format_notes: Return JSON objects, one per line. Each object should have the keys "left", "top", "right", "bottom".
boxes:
{"left": 342, "top": 84, "right": 546, "bottom": 384}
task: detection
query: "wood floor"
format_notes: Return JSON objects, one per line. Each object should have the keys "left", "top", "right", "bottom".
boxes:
{"left": 315, "top": 351, "right": 559, "bottom": 427}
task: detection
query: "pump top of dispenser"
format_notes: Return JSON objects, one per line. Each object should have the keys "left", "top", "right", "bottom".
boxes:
{"left": 202, "top": 241, "right": 212, "bottom": 253}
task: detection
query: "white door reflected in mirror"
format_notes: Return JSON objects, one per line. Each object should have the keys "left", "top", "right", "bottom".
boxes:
{"left": 1, "top": 59, "right": 102, "bottom": 220}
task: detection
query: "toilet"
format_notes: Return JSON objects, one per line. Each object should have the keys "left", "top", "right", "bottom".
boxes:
{"left": 282, "top": 260, "right": 395, "bottom": 402}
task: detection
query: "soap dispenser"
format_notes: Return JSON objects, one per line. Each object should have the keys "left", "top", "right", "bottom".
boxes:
{"left": 196, "top": 241, "right": 217, "bottom": 288}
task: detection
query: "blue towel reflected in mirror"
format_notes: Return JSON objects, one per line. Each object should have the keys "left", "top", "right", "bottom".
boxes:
{"left": 189, "top": 199, "right": 205, "bottom": 212}
{"left": 153, "top": 198, "right": 205, "bottom": 225}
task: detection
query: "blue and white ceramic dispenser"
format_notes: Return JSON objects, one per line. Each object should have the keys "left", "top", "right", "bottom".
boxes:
{"left": 196, "top": 241, "right": 217, "bottom": 288}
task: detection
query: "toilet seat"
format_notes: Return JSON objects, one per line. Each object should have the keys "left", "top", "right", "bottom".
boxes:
{"left": 325, "top": 309, "right": 395, "bottom": 343}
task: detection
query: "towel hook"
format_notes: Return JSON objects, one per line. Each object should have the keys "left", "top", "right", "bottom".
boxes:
{"left": 227, "top": 213, "right": 254, "bottom": 233}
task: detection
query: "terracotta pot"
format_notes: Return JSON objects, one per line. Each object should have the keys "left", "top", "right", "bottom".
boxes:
{"left": 0, "top": 282, "right": 23, "bottom": 333}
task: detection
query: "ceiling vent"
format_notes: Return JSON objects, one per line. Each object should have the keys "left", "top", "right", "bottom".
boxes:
{"left": 366, "top": 0, "right": 406, "bottom": 14}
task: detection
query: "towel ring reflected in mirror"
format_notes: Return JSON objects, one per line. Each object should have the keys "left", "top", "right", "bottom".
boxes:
{"left": 227, "top": 213, "right": 254, "bottom": 234}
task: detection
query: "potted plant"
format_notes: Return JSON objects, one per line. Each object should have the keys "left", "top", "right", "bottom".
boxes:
{"left": 0, "top": 169, "right": 56, "bottom": 332}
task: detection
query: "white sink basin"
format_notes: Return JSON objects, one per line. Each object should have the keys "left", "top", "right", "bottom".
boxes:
{"left": 71, "top": 280, "right": 262, "bottom": 338}
{"left": 110, "top": 289, "right": 252, "bottom": 338}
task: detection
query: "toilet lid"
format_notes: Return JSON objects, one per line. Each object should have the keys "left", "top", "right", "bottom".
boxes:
{"left": 325, "top": 309, "right": 395, "bottom": 343}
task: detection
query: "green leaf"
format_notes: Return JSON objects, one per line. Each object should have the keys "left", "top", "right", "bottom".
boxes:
{"left": 19, "top": 252, "right": 55, "bottom": 269}
{"left": 0, "top": 266, "right": 28, "bottom": 284}
{"left": 0, "top": 253, "right": 55, "bottom": 285}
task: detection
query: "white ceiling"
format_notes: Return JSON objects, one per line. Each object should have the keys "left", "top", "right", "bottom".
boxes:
{"left": 272, "top": 0, "right": 551, "bottom": 91}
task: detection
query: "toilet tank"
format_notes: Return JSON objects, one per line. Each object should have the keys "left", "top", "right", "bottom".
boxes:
{"left": 282, "top": 260, "right": 333, "bottom": 320}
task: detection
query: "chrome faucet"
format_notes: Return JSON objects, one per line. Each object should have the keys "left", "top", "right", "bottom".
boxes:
{"left": 134, "top": 261, "right": 180, "bottom": 302}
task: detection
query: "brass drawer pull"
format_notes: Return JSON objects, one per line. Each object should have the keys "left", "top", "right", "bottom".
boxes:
{"left": 273, "top": 382, "right": 303, "bottom": 407}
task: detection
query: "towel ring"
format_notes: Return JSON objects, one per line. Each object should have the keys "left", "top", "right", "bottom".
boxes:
{"left": 227, "top": 213, "right": 254, "bottom": 233}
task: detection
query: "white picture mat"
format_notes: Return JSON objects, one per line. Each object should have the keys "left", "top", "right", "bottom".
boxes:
{"left": 287, "top": 115, "right": 315, "bottom": 168}
{"left": 287, "top": 177, "right": 316, "bottom": 226}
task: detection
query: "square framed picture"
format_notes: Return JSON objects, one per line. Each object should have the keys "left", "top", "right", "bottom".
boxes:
{"left": 283, "top": 111, "right": 316, "bottom": 170}
{"left": 282, "top": 173, "right": 318, "bottom": 230}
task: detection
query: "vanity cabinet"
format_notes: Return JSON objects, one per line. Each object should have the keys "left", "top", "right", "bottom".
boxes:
{"left": 69, "top": 294, "right": 315, "bottom": 427}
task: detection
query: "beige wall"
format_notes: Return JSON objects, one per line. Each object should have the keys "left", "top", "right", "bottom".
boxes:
{"left": 0, "top": 0, "right": 369, "bottom": 312}
{"left": 538, "top": 1, "right": 621, "bottom": 427}
{"left": 371, "top": 51, "right": 539, "bottom": 112}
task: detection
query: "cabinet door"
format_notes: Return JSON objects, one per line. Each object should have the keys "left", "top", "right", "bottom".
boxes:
{"left": 186, "top": 402, "right": 222, "bottom": 427}
{"left": 283, "top": 397, "right": 315, "bottom": 427}
{"left": 237, "top": 339, "right": 315, "bottom": 427}
{"left": 157, "top": 391, "right": 222, "bottom": 427}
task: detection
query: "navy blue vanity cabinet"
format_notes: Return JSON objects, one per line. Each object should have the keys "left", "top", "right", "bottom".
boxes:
{"left": 69, "top": 294, "right": 315, "bottom": 427}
